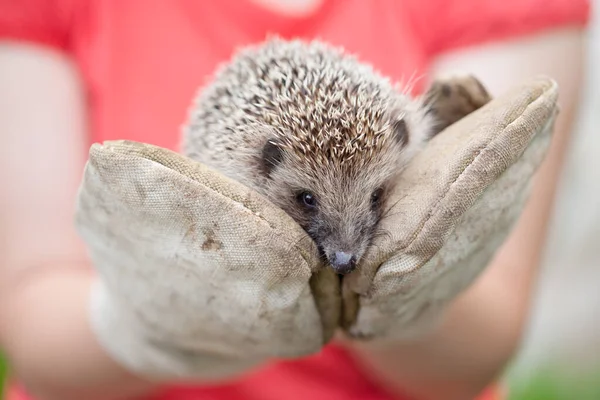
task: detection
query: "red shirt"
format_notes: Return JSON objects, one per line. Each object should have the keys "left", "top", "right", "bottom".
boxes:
{"left": 0, "top": 1, "right": 590, "bottom": 399}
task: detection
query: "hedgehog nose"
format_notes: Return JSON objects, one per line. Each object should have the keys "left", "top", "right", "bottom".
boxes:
{"left": 331, "top": 251, "right": 357, "bottom": 275}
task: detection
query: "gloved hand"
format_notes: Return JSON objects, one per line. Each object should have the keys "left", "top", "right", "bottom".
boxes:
{"left": 75, "top": 140, "right": 340, "bottom": 382}
{"left": 75, "top": 75, "right": 558, "bottom": 383}
{"left": 340, "top": 76, "right": 559, "bottom": 340}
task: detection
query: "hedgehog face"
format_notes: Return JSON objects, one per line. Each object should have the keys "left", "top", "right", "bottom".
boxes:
{"left": 289, "top": 178, "right": 389, "bottom": 275}
{"left": 259, "top": 125, "right": 415, "bottom": 275}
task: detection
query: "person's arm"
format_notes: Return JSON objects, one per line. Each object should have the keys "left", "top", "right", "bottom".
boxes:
{"left": 347, "top": 26, "right": 586, "bottom": 400}
{"left": 0, "top": 42, "right": 158, "bottom": 400}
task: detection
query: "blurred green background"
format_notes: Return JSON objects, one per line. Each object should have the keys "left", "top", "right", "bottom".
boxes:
{"left": 1, "top": 353, "right": 6, "bottom": 400}
{"left": 507, "top": 364, "right": 600, "bottom": 400}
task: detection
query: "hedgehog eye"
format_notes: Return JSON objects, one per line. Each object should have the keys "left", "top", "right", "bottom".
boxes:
{"left": 371, "top": 188, "right": 384, "bottom": 208}
{"left": 297, "top": 191, "right": 317, "bottom": 208}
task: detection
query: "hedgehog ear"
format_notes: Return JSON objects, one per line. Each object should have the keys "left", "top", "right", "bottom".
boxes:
{"left": 392, "top": 117, "right": 409, "bottom": 147}
{"left": 260, "top": 138, "right": 284, "bottom": 177}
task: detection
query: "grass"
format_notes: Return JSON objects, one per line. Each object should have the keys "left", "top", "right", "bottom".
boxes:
{"left": 508, "top": 366, "right": 600, "bottom": 400}
{"left": 0, "top": 353, "right": 6, "bottom": 400}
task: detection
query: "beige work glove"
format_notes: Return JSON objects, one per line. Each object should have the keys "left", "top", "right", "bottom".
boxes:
{"left": 74, "top": 76, "right": 557, "bottom": 382}
{"left": 76, "top": 141, "right": 340, "bottom": 381}
{"left": 341, "top": 76, "right": 559, "bottom": 340}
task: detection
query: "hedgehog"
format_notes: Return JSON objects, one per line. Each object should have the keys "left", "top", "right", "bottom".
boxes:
{"left": 182, "top": 38, "right": 490, "bottom": 275}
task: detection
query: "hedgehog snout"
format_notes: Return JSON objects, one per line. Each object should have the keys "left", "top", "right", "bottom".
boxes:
{"left": 313, "top": 214, "right": 373, "bottom": 275}
{"left": 328, "top": 251, "right": 357, "bottom": 275}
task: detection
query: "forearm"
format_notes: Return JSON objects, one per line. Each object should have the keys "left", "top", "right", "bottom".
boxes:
{"left": 0, "top": 264, "right": 157, "bottom": 400}
{"left": 345, "top": 265, "right": 525, "bottom": 400}
{"left": 0, "top": 42, "right": 157, "bottom": 399}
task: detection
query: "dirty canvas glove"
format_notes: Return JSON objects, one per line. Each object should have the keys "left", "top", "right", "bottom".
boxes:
{"left": 75, "top": 141, "right": 340, "bottom": 381}
{"left": 341, "top": 76, "right": 559, "bottom": 340}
